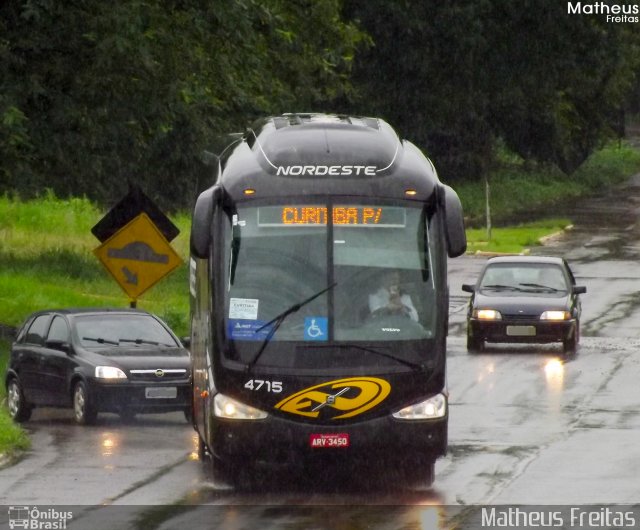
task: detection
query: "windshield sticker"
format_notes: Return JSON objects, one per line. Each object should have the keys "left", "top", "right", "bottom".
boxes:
{"left": 304, "top": 317, "right": 328, "bottom": 341}
{"left": 275, "top": 377, "right": 391, "bottom": 419}
{"left": 229, "top": 298, "right": 259, "bottom": 320}
{"left": 228, "top": 319, "right": 273, "bottom": 341}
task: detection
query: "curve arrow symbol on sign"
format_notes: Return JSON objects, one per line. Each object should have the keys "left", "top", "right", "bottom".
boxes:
{"left": 122, "top": 266, "right": 138, "bottom": 285}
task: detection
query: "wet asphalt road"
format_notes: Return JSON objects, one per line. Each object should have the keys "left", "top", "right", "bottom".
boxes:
{"left": 2, "top": 176, "right": 640, "bottom": 529}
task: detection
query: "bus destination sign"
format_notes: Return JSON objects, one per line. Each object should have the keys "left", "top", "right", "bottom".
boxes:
{"left": 258, "top": 205, "right": 406, "bottom": 227}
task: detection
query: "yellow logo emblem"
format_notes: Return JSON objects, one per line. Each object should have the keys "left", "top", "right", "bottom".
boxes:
{"left": 275, "top": 377, "right": 391, "bottom": 419}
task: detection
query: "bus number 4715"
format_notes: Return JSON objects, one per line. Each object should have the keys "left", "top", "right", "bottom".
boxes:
{"left": 244, "top": 379, "right": 283, "bottom": 393}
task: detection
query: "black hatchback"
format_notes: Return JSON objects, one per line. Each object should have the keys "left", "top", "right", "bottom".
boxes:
{"left": 462, "top": 256, "right": 586, "bottom": 354}
{"left": 5, "top": 308, "right": 191, "bottom": 424}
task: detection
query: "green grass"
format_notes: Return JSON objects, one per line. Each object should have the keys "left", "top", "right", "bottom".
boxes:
{"left": 0, "top": 192, "right": 191, "bottom": 336}
{"left": 466, "top": 218, "right": 573, "bottom": 254}
{"left": 456, "top": 141, "right": 640, "bottom": 226}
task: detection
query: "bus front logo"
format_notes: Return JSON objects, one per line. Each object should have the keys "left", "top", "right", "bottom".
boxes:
{"left": 275, "top": 377, "right": 391, "bottom": 419}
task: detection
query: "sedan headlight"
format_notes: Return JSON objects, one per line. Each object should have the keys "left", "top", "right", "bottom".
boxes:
{"left": 540, "top": 310, "right": 570, "bottom": 321}
{"left": 474, "top": 309, "right": 502, "bottom": 320}
{"left": 214, "top": 393, "right": 268, "bottom": 420}
{"left": 392, "top": 393, "right": 447, "bottom": 420}
{"left": 95, "top": 366, "right": 127, "bottom": 379}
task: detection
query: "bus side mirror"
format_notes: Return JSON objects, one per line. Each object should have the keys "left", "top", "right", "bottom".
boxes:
{"left": 443, "top": 185, "right": 467, "bottom": 258}
{"left": 190, "top": 186, "right": 220, "bottom": 259}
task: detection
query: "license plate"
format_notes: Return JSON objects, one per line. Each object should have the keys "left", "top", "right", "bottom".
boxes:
{"left": 309, "top": 433, "right": 350, "bottom": 448}
{"left": 506, "top": 325, "right": 536, "bottom": 337}
{"left": 145, "top": 386, "right": 177, "bottom": 399}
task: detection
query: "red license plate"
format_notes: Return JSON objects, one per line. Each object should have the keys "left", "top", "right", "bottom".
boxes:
{"left": 309, "top": 433, "right": 350, "bottom": 448}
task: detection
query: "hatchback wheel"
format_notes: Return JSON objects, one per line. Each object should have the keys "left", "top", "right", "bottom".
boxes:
{"left": 7, "top": 378, "right": 32, "bottom": 422}
{"left": 73, "top": 381, "right": 97, "bottom": 425}
{"left": 119, "top": 409, "right": 136, "bottom": 423}
{"left": 563, "top": 324, "right": 579, "bottom": 354}
{"left": 467, "top": 332, "right": 484, "bottom": 353}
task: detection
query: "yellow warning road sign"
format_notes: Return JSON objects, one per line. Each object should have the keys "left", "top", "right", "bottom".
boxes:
{"left": 93, "top": 213, "right": 183, "bottom": 300}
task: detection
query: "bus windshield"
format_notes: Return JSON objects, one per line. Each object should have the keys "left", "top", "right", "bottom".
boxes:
{"left": 221, "top": 201, "right": 440, "bottom": 370}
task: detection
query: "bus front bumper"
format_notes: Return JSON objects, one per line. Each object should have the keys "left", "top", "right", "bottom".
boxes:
{"left": 208, "top": 412, "right": 447, "bottom": 470}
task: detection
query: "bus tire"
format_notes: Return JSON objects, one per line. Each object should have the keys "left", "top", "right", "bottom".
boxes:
{"left": 210, "top": 454, "right": 236, "bottom": 490}
{"left": 408, "top": 461, "right": 435, "bottom": 491}
{"left": 197, "top": 436, "right": 208, "bottom": 461}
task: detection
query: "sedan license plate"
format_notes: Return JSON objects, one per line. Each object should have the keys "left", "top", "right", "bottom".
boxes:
{"left": 145, "top": 386, "right": 177, "bottom": 399}
{"left": 506, "top": 325, "right": 536, "bottom": 337}
{"left": 310, "top": 433, "right": 350, "bottom": 448}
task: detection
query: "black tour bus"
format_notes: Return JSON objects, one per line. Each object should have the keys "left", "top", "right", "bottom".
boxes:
{"left": 189, "top": 113, "right": 466, "bottom": 488}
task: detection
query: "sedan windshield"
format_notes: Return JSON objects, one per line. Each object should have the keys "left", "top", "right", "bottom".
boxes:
{"left": 74, "top": 314, "right": 180, "bottom": 349}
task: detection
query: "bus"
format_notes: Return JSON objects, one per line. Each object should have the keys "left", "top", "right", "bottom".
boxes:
{"left": 189, "top": 113, "right": 466, "bottom": 488}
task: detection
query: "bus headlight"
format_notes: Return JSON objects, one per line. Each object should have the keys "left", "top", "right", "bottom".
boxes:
{"left": 214, "top": 393, "right": 268, "bottom": 420}
{"left": 540, "top": 310, "right": 570, "bottom": 321}
{"left": 392, "top": 393, "right": 447, "bottom": 420}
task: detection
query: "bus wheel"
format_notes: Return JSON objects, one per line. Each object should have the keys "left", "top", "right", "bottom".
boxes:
{"left": 209, "top": 454, "right": 234, "bottom": 490}
{"left": 197, "top": 436, "right": 209, "bottom": 461}
{"left": 408, "top": 461, "right": 435, "bottom": 491}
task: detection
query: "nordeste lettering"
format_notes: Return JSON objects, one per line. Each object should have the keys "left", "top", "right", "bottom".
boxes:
{"left": 277, "top": 165, "right": 377, "bottom": 176}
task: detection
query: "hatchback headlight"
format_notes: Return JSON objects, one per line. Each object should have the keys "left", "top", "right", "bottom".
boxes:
{"left": 95, "top": 366, "right": 127, "bottom": 379}
{"left": 540, "top": 310, "right": 570, "bottom": 321}
{"left": 474, "top": 309, "right": 502, "bottom": 320}
{"left": 214, "top": 393, "right": 268, "bottom": 420}
{"left": 392, "top": 393, "right": 447, "bottom": 420}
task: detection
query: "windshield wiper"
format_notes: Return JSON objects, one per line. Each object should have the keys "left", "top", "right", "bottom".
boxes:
{"left": 339, "top": 344, "right": 425, "bottom": 371}
{"left": 481, "top": 284, "right": 523, "bottom": 291}
{"left": 82, "top": 336, "right": 119, "bottom": 345}
{"left": 518, "top": 282, "right": 562, "bottom": 292}
{"left": 246, "top": 283, "right": 337, "bottom": 371}
{"left": 119, "top": 338, "right": 174, "bottom": 346}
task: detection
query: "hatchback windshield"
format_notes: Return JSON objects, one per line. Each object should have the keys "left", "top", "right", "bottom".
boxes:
{"left": 479, "top": 263, "right": 569, "bottom": 294}
{"left": 74, "top": 314, "right": 179, "bottom": 349}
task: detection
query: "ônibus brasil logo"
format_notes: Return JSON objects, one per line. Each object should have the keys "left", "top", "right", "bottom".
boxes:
{"left": 7, "top": 506, "right": 73, "bottom": 529}
{"left": 275, "top": 377, "right": 391, "bottom": 419}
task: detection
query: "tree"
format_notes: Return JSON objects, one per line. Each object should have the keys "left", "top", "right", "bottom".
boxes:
{"left": 0, "top": 0, "right": 366, "bottom": 209}
{"left": 342, "top": 0, "right": 640, "bottom": 180}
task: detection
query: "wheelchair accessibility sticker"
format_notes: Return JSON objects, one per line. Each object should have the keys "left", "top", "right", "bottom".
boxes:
{"left": 304, "top": 317, "right": 327, "bottom": 341}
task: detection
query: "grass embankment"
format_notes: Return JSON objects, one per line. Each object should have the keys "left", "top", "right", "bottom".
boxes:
{"left": 0, "top": 192, "right": 190, "bottom": 334}
{"left": 457, "top": 142, "right": 640, "bottom": 253}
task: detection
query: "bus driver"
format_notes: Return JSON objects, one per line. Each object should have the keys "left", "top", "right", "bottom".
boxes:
{"left": 368, "top": 269, "right": 419, "bottom": 321}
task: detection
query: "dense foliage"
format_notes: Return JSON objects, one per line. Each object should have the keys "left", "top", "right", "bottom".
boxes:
{"left": 0, "top": 0, "right": 366, "bottom": 210}
{"left": 1, "top": 0, "right": 639, "bottom": 207}
{"left": 343, "top": 0, "right": 640, "bottom": 181}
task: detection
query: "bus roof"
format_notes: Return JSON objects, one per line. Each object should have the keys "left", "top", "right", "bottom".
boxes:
{"left": 215, "top": 113, "right": 443, "bottom": 201}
